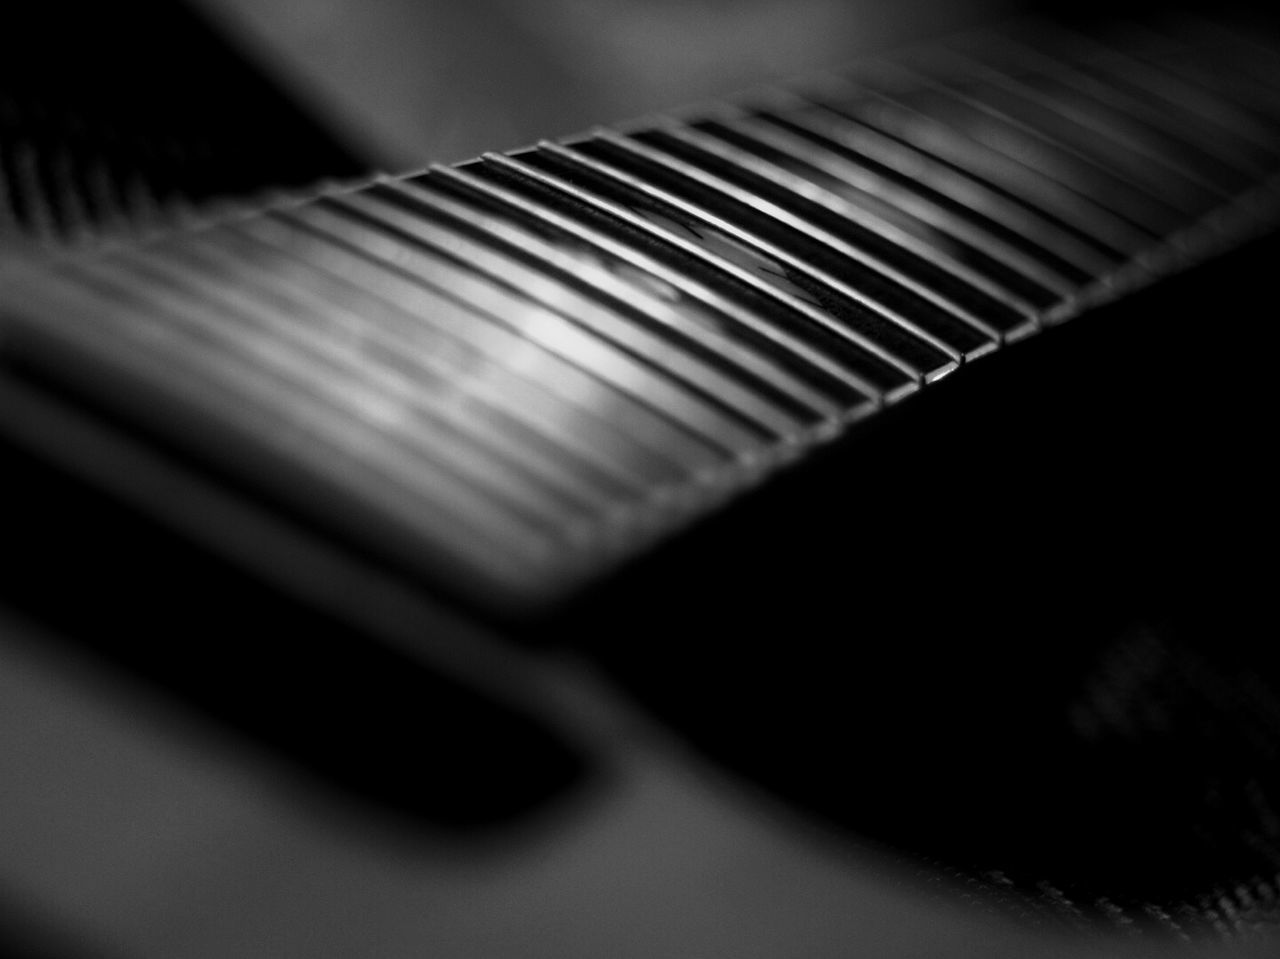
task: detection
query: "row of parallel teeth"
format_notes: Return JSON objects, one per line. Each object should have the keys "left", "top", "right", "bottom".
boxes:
{"left": 3, "top": 15, "right": 1280, "bottom": 608}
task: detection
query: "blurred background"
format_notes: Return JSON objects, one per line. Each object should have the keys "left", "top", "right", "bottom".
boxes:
{"left": 189, "top": 0, "right": 1020, "bottom": 169}
{"left": 0, "top": 0, "right": 1250, "bottom": 236}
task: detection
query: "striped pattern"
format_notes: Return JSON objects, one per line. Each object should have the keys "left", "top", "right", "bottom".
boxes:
{"left": 2, "top": 15, "right": 1280, "bottom": 609}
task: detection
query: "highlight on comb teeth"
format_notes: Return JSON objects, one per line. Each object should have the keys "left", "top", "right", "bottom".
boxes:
{"left": 2, "top": 14, "right": 1280, "bottom": 614}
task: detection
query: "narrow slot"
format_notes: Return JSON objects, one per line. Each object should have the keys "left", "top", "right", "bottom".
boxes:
{"left": 379, "top": 174, "right": 859, "bottom": 430}
{"left": 160, "top": 234, "right": 628, "bottom": 523}
{"left": 695, "top": 117, "right": 1066, "bottom": 311}
{"left": 403, "top": 167, "right": 886, "bottom": 414}
{"left": 279, "top": 199, "right": 745, "bottom": 488}
{"left": 879, "top": 79, "right": 1188, "bottom": 234}
{"left": 765, "top": 97, "right": 1127, "bottom": 274}
{"left": 462, "top": 158, "right": 915, "bottom": 398}
{"left": 90, "top": 247, "right": 587, "bottom": 547}
{"left": 315, "top": 186, "right": 775, "bottom": 464}
{"left": 516, "top": 145, "right": 958, "bottom": 379}
{"left": 232, "top": 212, "right": 708, "bottom": 496}
{"left": 615, "top": 128, "right": 1015, "bottom": 346}
{"left": 819, "top": 92, "right": 1158, "bottom": 256}
{"left": 754, "top": 109, "right": 1103, "bottom": 289}
{"left": 204, "top": 224, "right": 657, "bottom": 509}
{"left": 941, "top": 69, "right": 1227, "bottom": 213}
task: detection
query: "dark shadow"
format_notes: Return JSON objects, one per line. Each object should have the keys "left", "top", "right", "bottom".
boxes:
{"left": 546, "top": 231, "right": 1280, "bottom": 930}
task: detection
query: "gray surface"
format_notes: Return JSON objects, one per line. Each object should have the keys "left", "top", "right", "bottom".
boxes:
{"left": 3, "top": 612, "right": 1271, "bottom": 959}
{"left": 191, "top": 0, "right": 1010, "bottom": 168}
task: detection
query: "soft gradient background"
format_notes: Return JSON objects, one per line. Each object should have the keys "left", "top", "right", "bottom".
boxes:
{"left": 190, "top": 0, "right": 1020, "bottom": 168}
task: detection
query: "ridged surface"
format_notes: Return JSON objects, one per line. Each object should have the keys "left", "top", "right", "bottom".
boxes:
{"left": 3, "top": 15, "right": 1280, "bottom": 609}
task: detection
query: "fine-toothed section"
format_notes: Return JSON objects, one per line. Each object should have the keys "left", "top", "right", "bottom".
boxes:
{"left": 2, "top": 15, "right": 1279, "bottom": 611}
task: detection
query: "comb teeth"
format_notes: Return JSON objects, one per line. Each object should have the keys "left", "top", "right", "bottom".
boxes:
{"left": 3, "top": 15, "right": 1280, "bottom": 610}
